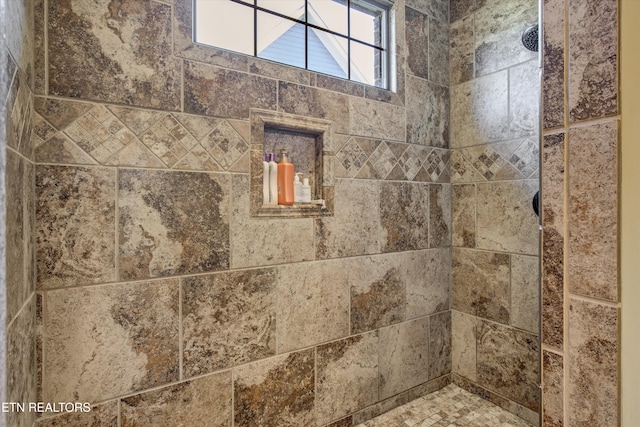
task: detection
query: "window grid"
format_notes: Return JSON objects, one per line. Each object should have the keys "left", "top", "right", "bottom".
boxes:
{"left": 221, "top": 0, "right": 388, "bottom": 87}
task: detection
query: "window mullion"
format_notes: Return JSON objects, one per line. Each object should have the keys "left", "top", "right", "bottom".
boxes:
{"left": 305, "top": 0, "right": 309, "bottom": 69}
{"left": 347, "top": 0, "right": 351, "bottom": 80}
{"left": 253, "top": 0, "right": 257, "bottom": 57}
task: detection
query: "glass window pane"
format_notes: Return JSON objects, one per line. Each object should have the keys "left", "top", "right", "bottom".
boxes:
{"left": 350, "top": 41, "right": 382, "bottom": 86}
{"left": 350, "top": 2, "right": 382, "bottom": 46}
{"left": 257, "top": 12, "right": 305, "bottom": 68}
{"left": 308, "top": 28, "right": 348, "bottom": 79}
{"left": 308, "top": 0, "right": 348, "bottom": 35}
{"left": 195, "top": 0, "right": 254, "bottom": 55}
{"left": 257, "top": 0, "right": 305, "bottom": 20}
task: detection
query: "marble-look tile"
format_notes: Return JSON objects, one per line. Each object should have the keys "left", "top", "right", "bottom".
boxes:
{"left": 182, "top": 269, "right": 276, "bottom": 376}
{"left": 325, "top": 417, "right": 353, "bottom": 427}
{"left": 121, "top": 372, "right": 232, "bottom": 427}
{"left": 34, "top": 96, "right": 93, "bottom": 129}
{"left": 36, "top": 402, "right": 118, "bottom": 427}
{"left": 277, "top": 260, "right": 349, "bottom": 353}
{"left": 568, "top": 122, "right": 618, "bottom": 301}
{"left": 230, "top": 175, "right": 314, "bottom": 268}
{"left": 474, "top": 0, "right": 538, "bottom": 76}
{"left": 405, "top": 7, "right": 429, "bottom": 80}
{"left": 450, "top": 71, "right": 509, "bottom": 148}
{"left": 7, "top": 298, "right": 36, "bottom": 427}
{"left": 406, "top": 76, "right": 449, "bottom": 148}
{"left": 43, "top": 280, "right": 179, "bottom": 402}
{"left": 452, "top": 248, "right": 510, "bottom": 324}
{"left": 452, "top": 184, "right": 476, "bottom": 247}
{"left": 118, "top": 169, "right": 229, "bottom": 280}
{"left": 450, "top": 0, "right": 481, "bottom": 23}
{"left": 542, "top": 133, "right": 564, "bottom": 348}
{"left": 349, "top": 97, "right": 405, "bottom": 141}
{"left": 279, "top": 82, "right": 349, "bottom": 134}
{"left": 476, "top": 180, "right": 539, "bottom": 255}
{"left": 249, "top": 57, "right": 311, "bottom": 86}
{"left": 380, "top": 182, "right": 430, "bottom": 252}
{"left": 429, "top": 184, "right": 451, "bottom": 248}
{"left": 511, "top": 255, "right": 539, "bottom": 334}
{"left": 429, "top": 311, "right": 452, "bottom": 379}
{"left": 350, "top": 254, "right": 406, "bottom": 334}
{"left": 542, "top": 351, "right": 563, "bottom": 427}
{"left": 452, "top": 310, "right": 477, "bottom": 381}
{"left": 36, "top": 165, "right": 115, "bottom": 289}
{"left": 568, "top": 298, "right": 619, "bottom": 426}
{"left": 379, "top": 317, "right": 430, "bottom": 399}
{"left": 405, "top": 249, "right": 451, "bottom": 319}
{"left": 315, "top": 74, "right": 365, "bottom": 97}
{"left": 48, "top": 0, "right": 181, "bottom": 110}
{"left": 568, "top": 0, "right": 618, "bottom": 121}
{"left": 406, "top": 0, "right": 448, "bottom": 23}
{"left": 450, "top": 16, "right": 474, "bottom": 85}
{"left": 184, "top": 61, "right": 276, "bottom": 119}
{"left": 6, "top": 68, "right": 34, "bottom": 159}
{"left": 6, "top": 151, "right": 25, "bottom": 322}
{"left": 316, "top": 333, "right": 379, "bottom": 425}
{"left": 234, "top": 349, "right": 315, "bottom": 427}
{"left": 543, "top": 0, "right": 565, "bottom": 129}
{"left": 429, "top": 17, "right": 450, "bottom": 87}
{"left": 477, "top": 320, "right": 539, "bottom": 412}
{"left": 315, "top": 179, "right": 379, "bottom": 259}
{"left": 34, "top": 133, "right": 97, "bottom": 165}
{"left": 510, "top": 60, "right": 540, "bottom": 138}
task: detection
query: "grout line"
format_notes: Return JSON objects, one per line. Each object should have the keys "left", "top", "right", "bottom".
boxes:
{"left": 114, "top": 168, "right": 119, "bottom": 282}
{"left": 44, "top": 0, "right": 49, "bottom": 95}
{"left": 562, "top": 0, "right": 570, "bottom": 424}
{"left": 179, "top": 278, "right": 183, "bottom": 381}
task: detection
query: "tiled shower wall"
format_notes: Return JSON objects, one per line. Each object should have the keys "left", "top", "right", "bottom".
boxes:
{"left": 30, "top": 0, "right": 453, "bottom": 425}
{"left": 448, "top": 0, "right": 541, "bottom": 424}
{"left": 541, "top": 0, "right": 620, "bottom": 425}
{"left": 4, "top": 0, "right": 38, "bottom": 425}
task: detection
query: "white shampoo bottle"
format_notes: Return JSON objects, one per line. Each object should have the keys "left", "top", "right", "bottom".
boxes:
{"left": 268, "top": 153, "right": 278, "bottom": 205}
{"left": 301, "top": 177, "right": 311, "bottom": 203}
{"left": 263, "top": 153, "right": 270, "bottom": 205}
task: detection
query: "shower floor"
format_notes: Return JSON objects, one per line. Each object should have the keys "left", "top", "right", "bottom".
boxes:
{"left": 355, "top": 384, "right": 534, "bottom": 427}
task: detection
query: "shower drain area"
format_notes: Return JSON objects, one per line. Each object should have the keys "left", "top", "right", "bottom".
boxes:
{"left": 355, "top": 384, "right": 534, "bottom": 427}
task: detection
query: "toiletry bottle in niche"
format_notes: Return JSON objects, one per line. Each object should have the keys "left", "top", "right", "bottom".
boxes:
{"left": 294, "top": 173, "right": 303, "bottom": 203}
{"left": 263, "top": 153, "right": 270, "bottom": 205}
{"left": 301, "top": 177, "right": 311, "bottom": 203}
{"left": 277, "top": 148, "right": 294, "bottom": 206}
{"left": 268, "top": 153, "right": 278, "bottom": 205}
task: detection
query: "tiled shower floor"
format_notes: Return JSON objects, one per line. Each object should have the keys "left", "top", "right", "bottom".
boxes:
{"left": 355, "top": 384, "right": 534, "bottom": 427}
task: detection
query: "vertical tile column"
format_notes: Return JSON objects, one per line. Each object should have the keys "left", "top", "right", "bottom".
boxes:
{"left": 541, "top": 0, "right": 620, "bottom": 425}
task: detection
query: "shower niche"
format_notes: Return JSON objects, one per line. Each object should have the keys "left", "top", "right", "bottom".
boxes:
{"left": 250, "top": 109, "right": 335, "bottom": 217}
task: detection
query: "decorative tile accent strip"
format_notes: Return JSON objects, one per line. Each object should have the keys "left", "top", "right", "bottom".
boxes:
{"left": 36, "top": 401, "right": 118, "bottom": 427}
{"left": 33, "top": 97, "right": 251, "bottom": 171}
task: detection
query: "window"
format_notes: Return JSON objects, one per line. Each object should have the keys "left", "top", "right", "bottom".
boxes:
{"left": 195, "top": 0, "right": 391, "bottom": 88}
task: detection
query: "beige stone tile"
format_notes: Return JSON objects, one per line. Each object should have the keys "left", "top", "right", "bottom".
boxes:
{"left": 430, "top": 184, "right": 451, "bottom": 248}
{"left": 406, "top": 76, "right": 449, "bottom": 148}
{"left": 568, "top": 0, "right": 618, "bottom": 121}
{"left": 406, "top": 0, "right": 448, "bottom": 23}
{"left": 542, "top": 351, "right": 563, "bottom": 427}
{"left": 43, "top": 280, "right": 179, "bottom": 402}
{"left": 476, "top": 180, "right": 539, "bottom": 255}
{"left": 509, "top": 60, "right": 541, "bottom": 139}
{"left": 452, "top": 248, "right": 510, "bottom": 324}
{"left": 48, "top": 0, "right": 181, "bottom": 110}
{"left": 229, "top": 174, "right": 314, "bottom": 268}
{"left": 184, "top": 62, "right": 277, "bottom": 119}
{"left": 452, "top": 310, "right": 477, "bottom": 381}
{"left": 429, "top": 18, "right": 450, "bottom": 87}
{"left": 380, "top": 182, "right": 430, "bottom": 252}
{"left": 276, "top": 260, "right": 349, "bottom": 353}
{"left": 429, "top": 311, "right": 452, "bottom": 379}
{"left": 234, "top": 349, "right": 315, "bottom": 427}
{"left": 279, "top": 82, "right": 349, "bottom": 134}
{"left": 36, "top": 402, "right": 118, "bottom": 427}
{"left": 405, "top": 249, "right": 451, "bottom": 319}
{"left": 379, "top": 317, "right": 431, "bottom": 399}
{"left": 36, "top": 165, "right": 115, "bottom": 289}
{"left": 474, "top": 0, "right": 538, "bottom": 76}
{"left": 477, "top": 320, "right": 539, "bottom": 412}
{"left": 121, "top": 372, "right": 231, "bottom": 427}
{"left": 450, "top": 16, "right": 474, "bottom": 85}
{"left": 317, "top": 333, "right": 379, "bottom": 425}
{"left": 6, "top": 151, "right": 26, "bottom": 322}
{"left": 568, "top": 298, "right": 619, "bottom": 426}
{"left": 450, "top": 72, "right": 509, "bottom": 148}
{"left": 349, "top": 97, "right": 405, "bottom": 142}
{"left": 118, "top": 169, "right": 230, "bottom": 280}
{"left": 7, "top": 297, "right": 36, "bottom": 427}
{"left": 182, "top": 269, "right": 276, "bottom": 376}
{"left": 452, "top": 184, "right": 476, "bottom": 247}
{"left": 511, "top": 254, "right": 539, "bottom": 334}
{"left": 406, "top": 6, "right": 429, "bottom": 80}
{"left": 568, "top": 122, "right": 618, "bottom": 301}
{"left": 350, "top": 254, "right": 407, "bottom": 334}
{"left": 543, "top": 0, "right": 565, "bottom": 129}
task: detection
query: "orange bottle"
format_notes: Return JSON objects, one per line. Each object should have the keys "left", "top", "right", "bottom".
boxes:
{"left": 277, "top": 148, "right": 294, "bottom": 206}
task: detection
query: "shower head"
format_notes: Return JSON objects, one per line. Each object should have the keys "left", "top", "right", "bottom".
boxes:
{"left": 522, "top": 24, "right": 539, "bottom": 52}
